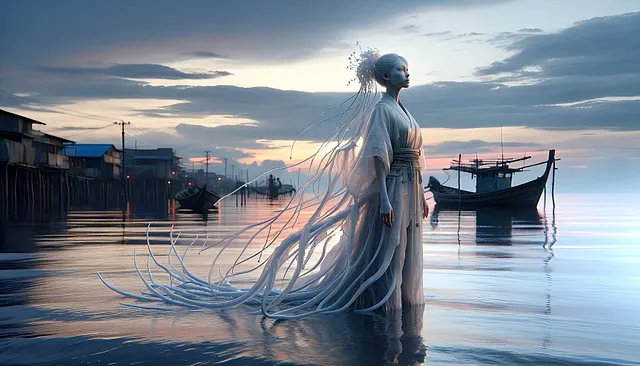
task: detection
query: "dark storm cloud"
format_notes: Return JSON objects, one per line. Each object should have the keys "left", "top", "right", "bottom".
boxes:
{"left": 477, "top": 11, "right": 640, "bottom": 78}
{"left": 0, "top": 0, "right": 508, "bottom": 70}
{"left": 36, "top": 64, "right": 233, "bottom": 80}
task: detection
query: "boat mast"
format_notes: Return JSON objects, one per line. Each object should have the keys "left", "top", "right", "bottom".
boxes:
{"left": 500, "top": 125, "right": 504, "bottom": 163}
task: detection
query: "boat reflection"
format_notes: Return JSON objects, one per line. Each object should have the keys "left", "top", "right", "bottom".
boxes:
{"left": 429, "top": 204, "right": 555, "bottom": 247}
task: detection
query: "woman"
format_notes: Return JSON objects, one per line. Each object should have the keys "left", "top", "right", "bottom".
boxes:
{"left": 98, "top": 49, "right": 429, "bottom": 318}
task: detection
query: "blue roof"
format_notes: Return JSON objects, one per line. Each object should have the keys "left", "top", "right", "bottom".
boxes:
{"left": 62, "top": 144, "right": 116, "bottom": 157}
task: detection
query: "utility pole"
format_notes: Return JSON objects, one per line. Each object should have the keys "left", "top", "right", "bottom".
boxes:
{"left": 114, "top": 120, "right": 131, "bottom": 203}
{"left": 224, "top": 158, "right": 228, "bottom": 179}
{"left": 204, "top": 150, "right": 211, "bottom": 185}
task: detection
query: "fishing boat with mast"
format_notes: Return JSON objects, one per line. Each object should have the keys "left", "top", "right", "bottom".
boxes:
{"left": 426, "top": 149, "right": 559, "bottom": 208}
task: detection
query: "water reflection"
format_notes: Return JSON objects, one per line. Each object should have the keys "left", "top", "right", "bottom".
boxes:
{"left": 4, "top": 295, "right": 427, "bottom": 365}
{"left": 210, "top": 305, "right": 428, "bottom": 365}
{"left": 429, "top": 204, "right": 557, "bottom": 247}
{"left": 4, "top": 195, "right": 640, "bottom": 365}
{"left": 426, "top": 203, "right": 558, "bottom": 353}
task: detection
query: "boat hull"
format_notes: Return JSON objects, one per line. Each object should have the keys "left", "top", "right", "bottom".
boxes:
{"left": 428, "top": 176, "right": 547, "bottom": 208}
{"left": 175, "top": 185, "right": 220, "bottom": 213}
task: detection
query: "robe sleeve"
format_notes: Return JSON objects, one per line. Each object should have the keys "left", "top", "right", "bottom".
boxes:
{"left": 345, "top": 104, "right": 394, "bottom": 199}
{"left": 361, "top": 104, "right": 394, "bottom": 174}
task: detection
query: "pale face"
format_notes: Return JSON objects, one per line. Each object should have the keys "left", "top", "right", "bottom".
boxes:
{"left": 386, "top": 58, "right": 410, "bottom": 89}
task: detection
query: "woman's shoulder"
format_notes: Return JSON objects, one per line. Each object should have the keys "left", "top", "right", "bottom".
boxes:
{"left": 373, "top": 99, "right": 394, "bottom": 115}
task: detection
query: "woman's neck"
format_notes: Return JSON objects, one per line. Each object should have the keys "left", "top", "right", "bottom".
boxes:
{"left": 384, "top": 87, "right": 402, "bottom": 103}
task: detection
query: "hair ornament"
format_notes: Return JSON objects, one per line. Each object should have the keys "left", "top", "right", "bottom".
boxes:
{"left": 346, "top": 42, "right": 380, "bottom": 92}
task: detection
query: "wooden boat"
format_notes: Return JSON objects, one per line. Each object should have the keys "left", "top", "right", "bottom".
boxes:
{"left": 248, "top": 184, "right": 296, "bottom": 197}
{"left": 426, "top": 149, "right": 558, "bottom": 209}
{"left": 174, "top": 184, "right": 221, "bottom": 212}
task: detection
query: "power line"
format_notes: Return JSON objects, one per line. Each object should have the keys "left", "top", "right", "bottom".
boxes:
{"left": 128, "top": 124, "right": 167, "bottom": 147}
{"left": 57, "top": 123, "right": 115, "bottom": 139}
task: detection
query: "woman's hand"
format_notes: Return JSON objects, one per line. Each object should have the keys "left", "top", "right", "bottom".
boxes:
{"left": 381, "top": 200, "right": 394, "bottom": 228}
{"left": 422, "top": 197, "right": 429, "bottom": 219}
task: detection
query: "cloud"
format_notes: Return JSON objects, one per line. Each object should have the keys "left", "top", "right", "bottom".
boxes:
{"left": 400, "top": 25, "right": 421, "bottom": 34}
{"left": 422, "top": 31, "right": 452, "bottom": 37}
{"left": 36, "top": 64, "right": 233, "bottom": 80}
{"left": 3, "top": 69, "right": 639, "bottom": 143}
{"left": 477, "top": 11, "right": 640, "bottom": 78}
{"left": 421, "top": 31, "right": 487, "bottom": 41}
{"left": 485, "top": 27, "right": 547, "bottom": 48}
{"left": 0, "top": 0, "right": 508, "bottom": 70}
{"left": 174, "top": 123, "right": 279, "bottom": 151}
{"left": 424, "top": 140, "right": 540, "bottom": 155}
{"left": 181, "top": 51, "right": 227, "bottom": 59}
{"left": 53, "top": 125, "right": 106, "bottom": 132}
{"left": 2, "top": 9, "right": 639, "bottom": 162}
{"left": 517, "top": 28, "right": 543, "bottom": 33}
{"left": 444, "top": 32, "right": 487, "bottom": 41}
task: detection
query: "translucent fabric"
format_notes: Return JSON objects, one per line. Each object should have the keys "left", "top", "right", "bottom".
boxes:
{"left": 99, "top": 92, "right": 427, "bottom": 318}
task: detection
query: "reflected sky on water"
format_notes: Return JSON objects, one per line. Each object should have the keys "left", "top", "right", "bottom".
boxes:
{"left": 1, "top": 193, "right": 639, "bottom": 365}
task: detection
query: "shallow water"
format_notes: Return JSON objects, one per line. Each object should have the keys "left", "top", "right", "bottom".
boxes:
{"left": 1, "top": 193, "right": 639, "bottom": 365}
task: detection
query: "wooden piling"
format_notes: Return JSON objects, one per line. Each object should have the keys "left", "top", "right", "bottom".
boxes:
{"left": 1, "top": 164, "right": 6, "bottom": 217}
{"left": 457, "top": 153, "right": 462, "bottom": 207}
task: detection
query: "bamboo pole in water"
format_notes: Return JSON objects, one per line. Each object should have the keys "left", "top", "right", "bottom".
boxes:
{"left": 0, "top": 165, "right": 5, "bottom": 217}
{"left": 24, "top": 170, "right": 30, "bottom": 213}
{"left": 13, "top": 168, "right": 18, "bottom": 216}
{"left": 40, "top": 171, "right": 44, "bottom": 212}
{"left": 66, "top": 172, "right": 70, "bottom": 208}
{"left": 551, "top": 159, "right": 556, "bottom": 207}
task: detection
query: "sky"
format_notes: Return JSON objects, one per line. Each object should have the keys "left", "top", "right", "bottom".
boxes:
{"left": 1, "top": 0, "right": 639, "bottom": 193}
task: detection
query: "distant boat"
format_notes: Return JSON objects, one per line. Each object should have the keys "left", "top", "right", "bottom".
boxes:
{"left": 427, "top": 149, "right": 558, "bottom": 208}
{"left": 174, "top": 184, "right": 221, "bottom": 213}
{"left": 248, "top": 184, "right": 296, "bottom": 197}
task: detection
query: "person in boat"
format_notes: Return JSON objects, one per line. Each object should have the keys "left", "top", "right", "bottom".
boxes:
{"left": 268, "top": 174, "right": 278, "bottom": 199}
{"left": 99, "top": 48, "right": 429, "bottom": 319}
{"left": 276, "top": 177, "right": 282, "bottom": 192}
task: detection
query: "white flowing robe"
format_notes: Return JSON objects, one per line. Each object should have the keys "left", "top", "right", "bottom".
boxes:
{"left": 319, "top": 92, "right": 426, "bottom": 311}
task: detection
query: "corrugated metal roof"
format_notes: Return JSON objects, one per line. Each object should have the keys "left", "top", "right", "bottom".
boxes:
{"left": 62, "top": 144, "right": 114, "bottom": 157}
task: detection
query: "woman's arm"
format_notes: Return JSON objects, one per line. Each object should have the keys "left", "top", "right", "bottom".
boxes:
{"left": 375, "top": 157, "right": 394, "bottom": 227}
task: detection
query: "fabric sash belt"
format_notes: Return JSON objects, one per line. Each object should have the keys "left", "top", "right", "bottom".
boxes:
{"left": 391, "top": 148, "right": 421, "bottom": 183}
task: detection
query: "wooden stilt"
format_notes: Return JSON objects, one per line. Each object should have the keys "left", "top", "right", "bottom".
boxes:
{"left": 457, "top": 153, "right": 462, "bottom": 207}
{"left": 551, "top": 159, "right": 556, "bottom": 208}
{"left": 13, "top": 168, "right": 18, "bottom": 216}
{"left": 1, "top": 164, "right": 6, "bottom": 217}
